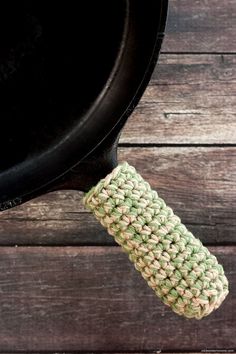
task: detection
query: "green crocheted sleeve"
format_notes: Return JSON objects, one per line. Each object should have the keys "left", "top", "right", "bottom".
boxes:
{"left": 83, "top": 161, "right": 229, "bottom": 319}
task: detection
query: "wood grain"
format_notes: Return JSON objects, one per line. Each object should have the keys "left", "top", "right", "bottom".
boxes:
{"left": 0, "top": 147, "right": 235, "bottom": 246}
{"left": 0, "top": 2, "right": 235, "bottom": 352}
{"left": 120, "top": 54, "right": 236, "bottom": 144}
{"left": 164, "top": 0, "right": 236, "bottom": 53}
{"left": 0, "top": 246, "right": 234, "bottom": 352}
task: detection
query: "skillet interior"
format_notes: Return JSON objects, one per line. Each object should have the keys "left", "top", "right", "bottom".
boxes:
{"left": 0, "top": 1, "right": 126, "bottom": 171}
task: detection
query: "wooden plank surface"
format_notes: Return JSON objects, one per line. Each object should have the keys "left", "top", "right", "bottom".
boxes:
{"left": 0, "top": 246, "right": 234, "bottom": 352}
{"left": 164, "top": 0, "right": 236, "bottom": 53}
{"left": 120, "top": 54, "right": 236, "bottom": 144}
{"left": 0, "top": 147, "right": 235, "bottom": 246}
{"left": 0, "top": 1, "right": 235, "bottom": 353}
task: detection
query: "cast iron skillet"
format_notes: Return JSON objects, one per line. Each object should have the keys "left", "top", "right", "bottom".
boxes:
{"left": 0, "top": 0, "right": 168, "bottom": 210}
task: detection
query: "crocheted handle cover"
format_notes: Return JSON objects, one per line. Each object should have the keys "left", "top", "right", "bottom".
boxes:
{"left": 83, "top": 162, "right": 229, "bottom": 319}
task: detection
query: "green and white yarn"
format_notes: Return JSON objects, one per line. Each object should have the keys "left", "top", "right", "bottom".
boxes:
{"left": 83, "top": 162, "right": 229, "bottom": 319}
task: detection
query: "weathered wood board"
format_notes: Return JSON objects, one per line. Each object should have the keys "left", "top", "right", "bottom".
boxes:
{"left": 0, "top": 246, "right": 234, "bottom": 352}
{"left": 164, "top": 0, "right": 236, "bottom": 53}
{"left": 0, "top": 147, "right": 235, "bottom": 246}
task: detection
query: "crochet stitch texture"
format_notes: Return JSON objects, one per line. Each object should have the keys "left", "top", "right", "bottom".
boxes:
{"left": 83, "top": 161, "right": 229, "bottom": 319}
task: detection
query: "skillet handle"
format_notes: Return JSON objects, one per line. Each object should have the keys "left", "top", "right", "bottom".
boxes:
{"left": 83, "top": 161, "right": 229, "bottom": 319}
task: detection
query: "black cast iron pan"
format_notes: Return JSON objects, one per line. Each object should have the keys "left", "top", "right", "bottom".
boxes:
{"left": 0, "top": 0, "right": 168, "bottom": 210}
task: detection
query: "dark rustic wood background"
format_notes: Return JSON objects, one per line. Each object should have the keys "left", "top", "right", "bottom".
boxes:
{"left": 0, "top": 1, "right": 235, "bottom": 353}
